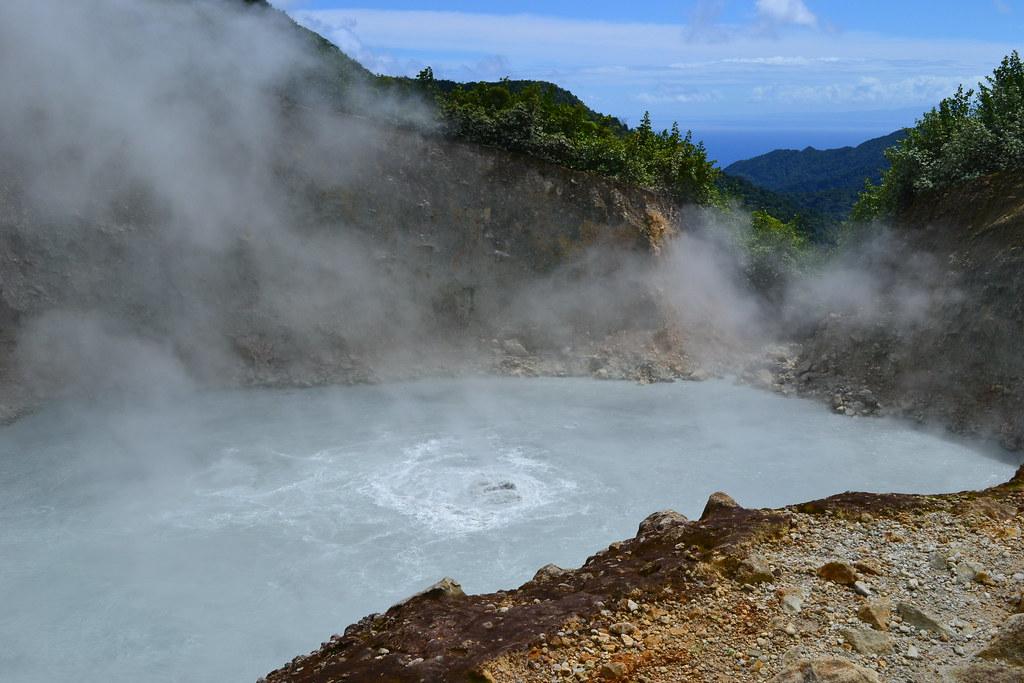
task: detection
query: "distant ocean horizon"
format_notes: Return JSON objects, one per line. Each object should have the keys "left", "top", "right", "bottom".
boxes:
{"left": 694, "top": 128, "right": 899, "bottom": 167}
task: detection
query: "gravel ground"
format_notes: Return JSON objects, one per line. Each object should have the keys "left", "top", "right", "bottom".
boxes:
{"left": 262, "top": 470, "right": 1023, "bottom": 683}
{"left": 483, "top": 498, "right": 1023, "bottom": 682}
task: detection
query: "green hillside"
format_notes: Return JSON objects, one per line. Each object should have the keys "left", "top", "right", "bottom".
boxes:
{"left": 725, "top": 131, "right": 906, "bottom": 194}
{"left": 855, "top": 51, "right": 1024, "bottom": 220}
{"left": 716, "top": 173, "right": 834, "bottom": 241}
{"left": 721, "top": 131, "right": 906, "bottom": 226}
{"left": 427, "top": 78, "right": 629, "bottom": 135}
{"left": 236, "top": 1, "right": 718, "bottom": 204}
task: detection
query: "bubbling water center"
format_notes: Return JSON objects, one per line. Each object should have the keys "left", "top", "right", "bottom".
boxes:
{"left": 0, "top": 378, "right": 1017, "bottom": 683}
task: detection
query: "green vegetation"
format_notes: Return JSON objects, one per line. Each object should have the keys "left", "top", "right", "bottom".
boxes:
{"left": 248, "top": 0, "right": 813, "bottom": 286}
{"left": 744, "top": 210, "right": 810, "bottom": 294}
{"left": 404, "top": 71, "right": 720, "bottom": 205}
{"left": 726, "top": 131, "right": 904, "bottom": 194}
{"left": 724, "top": 131, "right": 905, "bottom": 228}
{"left": 854, "top": 51, "right": 1024, "bottom": 219}
{"left": 716, "top": 172, "right": 835, "bottom": 242}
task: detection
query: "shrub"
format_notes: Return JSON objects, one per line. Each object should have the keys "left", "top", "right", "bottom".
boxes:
{"left": 854, "top": 51, "right": 1024, "bottom": 218}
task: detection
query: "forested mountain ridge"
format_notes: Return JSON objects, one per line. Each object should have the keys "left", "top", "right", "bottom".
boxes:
{"left": 725, "top": 130, "right": 906, "bottom": 194}
{"left": 718, "top": 131, "right": 905, "bottom": 228}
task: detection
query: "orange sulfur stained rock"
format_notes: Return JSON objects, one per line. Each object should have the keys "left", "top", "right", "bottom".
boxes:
{"left": 817, "top": 561, "right": 858, "bottom": 586}
{"left": 857, "top": 599, "right": 892, "bottom": 631}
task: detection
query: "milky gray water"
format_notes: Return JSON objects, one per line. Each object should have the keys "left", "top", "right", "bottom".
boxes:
{"left": 0, "top": 377, "right": 1017, "bottom": 683}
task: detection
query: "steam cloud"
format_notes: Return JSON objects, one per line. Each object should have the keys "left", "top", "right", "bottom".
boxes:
{"left": 0, "top": 0, "right": 437, "bottom": 397}
{"left": 0, "top": 0, "right": 956, "bottom": 405}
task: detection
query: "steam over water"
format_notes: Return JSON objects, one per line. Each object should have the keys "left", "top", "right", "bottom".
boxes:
{"left": 0, "top": 378, "right": 1016, "bottom": 683}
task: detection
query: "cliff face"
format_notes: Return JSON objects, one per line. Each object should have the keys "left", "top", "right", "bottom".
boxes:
{"left": 783, "top": 172, "right": 1024, "bottom": 450}
{"left": 0, "top": 117, "right": 676, "bottom": 417}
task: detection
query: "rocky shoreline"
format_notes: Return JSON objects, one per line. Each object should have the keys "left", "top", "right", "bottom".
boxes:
{"left": 260, "top": 467, "right": 1023, "bottom": 683}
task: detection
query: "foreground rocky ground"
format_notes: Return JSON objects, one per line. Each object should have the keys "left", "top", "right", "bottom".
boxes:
{"left": 262, "top": 467, "right": 1023, "bottom": 683}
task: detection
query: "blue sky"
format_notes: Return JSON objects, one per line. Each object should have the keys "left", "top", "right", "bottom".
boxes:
{"left": 271, "top": 1, "right": 1021, "bottom": 163}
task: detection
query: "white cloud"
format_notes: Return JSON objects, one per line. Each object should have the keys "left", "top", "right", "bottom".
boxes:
{"left": 289, "top": 9, "right": 1006, "bottom": 69}
{"left": 723, "top": 55, "right": 840, "bottom": 65}
{"left": 755, "top": 0, "right": 818, "bottom": 27}
{"left": 636, "top": 90, "right": 724, "bottom": 104}
{"left": 294, "top": 12, "right": 399, "bottom": 74}
{"left": 751, "top": 74, "right": 983, "bottom": 106}
{"left": 283, "top": 7, "right": 1013, "bottom": 127}
{"left": 670, "top": 56, "right": 850, "bottom": 69}
{"left": 290, "top": 10, "right": 681, "bottom": 61}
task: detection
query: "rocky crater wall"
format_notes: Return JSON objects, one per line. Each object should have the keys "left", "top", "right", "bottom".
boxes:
{"left": 0, "top": 117, "right": 677, "bottom": 415}
{"left": 780, "top": 172, "right": 1024, "bottom": 450}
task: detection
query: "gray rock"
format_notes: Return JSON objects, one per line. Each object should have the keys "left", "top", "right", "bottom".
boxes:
{"left": 501, "top": 339, "right": 529, "bottom": 356}
{"left": 977, "top": 614, "right": 1024, "bottom": 666}
{"left": 637, "top": 509, "right": 687, "bottom": 536}
{"left": 947, "top": 662, "right": 1024, "bottom": 683}
{"left": 770, "top": 657, "right": 881, "bottom": 682}
{"left": 853, "top": 581, "right": 872, "bottom": 597}
{"left": 930, "top": 551, "right": 951, "bottom": 570}
{"left": 897, "top": 602, "right": 950, "bottom": 636}
{"left": 700, "top": 491, "right": 739, "bottom": 520}
{"left": 533, "top": 564, "right": 567, "bottom": 582}
{"left": 957, "top": 560, "right": 985, "bottom": 583}
{"left": 840, "top": 628, "right": 893, "bottom": 655}
{"left": 780, "top": 588, "right": 804, "bottom": 614}
{"left": 688, "top": 368, "right": 711, "bottom": 382}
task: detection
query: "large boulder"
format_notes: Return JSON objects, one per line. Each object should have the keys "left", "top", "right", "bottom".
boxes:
{"left": 700, "top": 492, "right": 739, "bottom": 520}
{"left": 817, "top": 561, "right": 858, "bottom": 586}
{"left": 393, "top": 576, "right": 465, "bottom": 608}
{"left": 897, "top": 602, "right": 951, "bottom": 636}
{"left": 637, "top": 509, "right": 688, "bottom": 536}
{"left": 840, "top": 627, "right": 893, "bottom": 655}
{"left": 532, "top": 564, "right": 568, "bottom": 582}
{"left": 857, "top": 598, "right": 892, "bottom": 631}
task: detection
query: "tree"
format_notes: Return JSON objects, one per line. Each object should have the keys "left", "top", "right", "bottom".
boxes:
{"left": 436, "top": 83, "right": 719, "bottom": 205}
{"left": 853, "top": 51, "right": 1024, "bottom": 219}
{"left": 745, "top": 211, "right": 808, "bottom": 293}
{"left": 416, "top": 66, "right": 435, "bottom": 84}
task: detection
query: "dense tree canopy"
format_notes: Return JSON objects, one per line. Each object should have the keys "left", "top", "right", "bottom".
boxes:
{"left": 854, "top": 51, "right": 1024, "bottom": 219}
{"left": 421, "top": 78, "right": 721, "bottom": 205}
{"left": 744, "top": 210, "right": 809, "bottom": 294}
